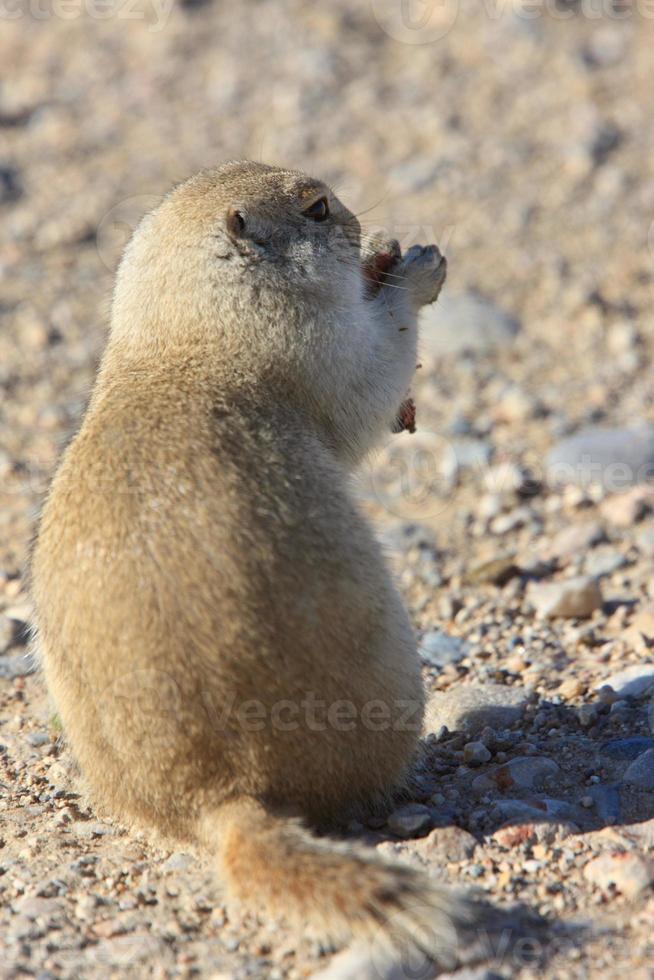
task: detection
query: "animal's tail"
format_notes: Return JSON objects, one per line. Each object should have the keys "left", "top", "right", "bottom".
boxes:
{"left": 198, "top": 796, "right": 480, "bottom": 966}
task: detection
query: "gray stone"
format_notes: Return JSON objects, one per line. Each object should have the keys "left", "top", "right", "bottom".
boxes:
{"left": 441, "top": 438, "right": 493, "bottom": 485}
{"left": 25, "top": 732, "right": 50, "bottom": 748}
{"left": 420, "top": 291, "right": 520, "bottom": 357}
{"left": 584, "top": 547, "right": 627, "bottom": 578}
{"left": 0, "top": 653, "right": 35, "bottom": 679}
{"left": 386, "top": 803, "right": 433, "bottom": 839}
{"left": 424, "top": 684, "right": 529, "bottom": 736}
{"left": 546, "top": 425, "right": 654, "bottom": 490}
{"left": 597, "top": 664, "right": 654, "bottom": 698}
{"left": 162, "top": 852, "right": 195, "bottom": 873}
{"left": 419, "top": 630, "right": 469, "bottom": 669}
{"left": 488, "top": 799, "right": 553, "bottom": 825}
{"left": 624, "top": 749, "right": 654, "bottom": 790}
{"left": 578, "top": 704, "right": 600, "bottom": 727}
{"left": 527, "top": 576, "right": 602, "bottom": 619}
{"left": 536, "top": 797, "right": 583, "bottom": 821}
{"left": 472, "top": 756, "right": 560, "bottom": 794}
{"left": 415, "top": 825, "right": 478, "bottom": 863}
{"left": 463, "top": 741, "right": 492, "bottom": 766}
{"left": 585, "top": 783, "right": 622, "bottom": 825}
{"left": 548, "top": 521, "right": 605, "bottom": 561}
{"left": 600, "top": 737, "right": 654, "bottom": 761}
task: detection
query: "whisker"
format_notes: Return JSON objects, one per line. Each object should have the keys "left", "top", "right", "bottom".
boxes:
{"left": 372, "top": 270, "right": 406, "bottom": 280}
{"left": 370, "top": 281, "right": 409, "bottom": 292}
{"left": 336, "top": 260, "right": 409, "bottom": 289}
{"left": 351, "top": 194, "right": 389, "bottom": 220}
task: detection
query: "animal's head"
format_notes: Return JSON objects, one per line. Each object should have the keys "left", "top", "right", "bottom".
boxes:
{"left": 111, "top": 162, "right": 364, "bottom": 356}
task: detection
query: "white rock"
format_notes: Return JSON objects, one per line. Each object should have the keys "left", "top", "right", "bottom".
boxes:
{"left": 547, "top": 426, "right": 654, "bottom": 490}
{"left": 597, "top": 664, "right": 654, "bottom": 698}
{"left": 583, "top": 852, "right": 654, "bottom": 899}
{"left": 420, "top": 291, "right": 520, "bottom": 357}
{"left": 424, "top": 684, "right": 529, "bottom": 736}
{"left": 527, "top": 576, "right": 602, "bottom": 619}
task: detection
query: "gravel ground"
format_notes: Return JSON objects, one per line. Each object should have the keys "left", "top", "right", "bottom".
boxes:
{"left": 2, "top": 3, "right": 654, "bottom": 978}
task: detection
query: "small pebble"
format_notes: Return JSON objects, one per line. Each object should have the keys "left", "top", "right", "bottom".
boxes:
{"left": 559, "top": 678, "right": 585, "bottom": 700}
{"left": 578, "top": 704, "right": 600, "bottom": 727}
{"left": 463, "top": 741, "right": 492, "bottom": 766}
{"left": 386, "top": 803, "right": 433, "bottom": 839}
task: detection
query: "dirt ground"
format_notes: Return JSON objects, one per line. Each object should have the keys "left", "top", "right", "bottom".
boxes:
{"left": 2, "top": 2, "right": 654, "bottom": 977}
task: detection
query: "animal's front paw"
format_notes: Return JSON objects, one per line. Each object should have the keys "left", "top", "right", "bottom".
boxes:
{"left": 399, "top": 243, "right": 447, "bottom": 309}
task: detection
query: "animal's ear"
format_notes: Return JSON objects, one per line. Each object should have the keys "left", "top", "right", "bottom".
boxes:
{"left": 225, "top": 207, "right": 246, "bottom": 239}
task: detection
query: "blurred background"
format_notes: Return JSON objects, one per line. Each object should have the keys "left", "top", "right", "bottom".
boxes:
{"left": 2, "top": 3, "right": 654, "bottom": 978}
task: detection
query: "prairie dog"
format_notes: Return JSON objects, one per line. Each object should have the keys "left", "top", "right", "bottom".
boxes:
{"left": 31, "top": 162, "right": 475, "bottom": 959}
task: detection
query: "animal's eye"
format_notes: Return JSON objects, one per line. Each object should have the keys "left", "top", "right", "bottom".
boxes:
{"left": 302, "top": 197, "right": 329, "bottom": 222}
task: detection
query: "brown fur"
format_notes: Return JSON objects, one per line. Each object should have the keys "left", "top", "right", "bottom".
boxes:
{"left": 31, "top": 161, "right": 479, "bottom": 960}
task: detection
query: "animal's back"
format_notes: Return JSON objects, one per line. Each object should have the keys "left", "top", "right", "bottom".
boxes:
{"left": 33, "top": 366, "right": 421, "bottom": 834}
